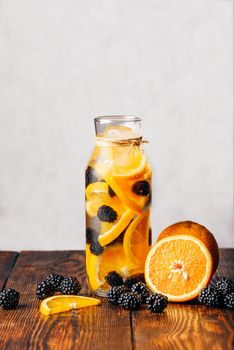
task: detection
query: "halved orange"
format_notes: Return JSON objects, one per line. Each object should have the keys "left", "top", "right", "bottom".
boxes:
{"left": 123, "top": 211, "right": 150, "bottom": 266}
{"left": 145, "top": 221, "right": 219, "bottom": 302}
{"left": 40, "top": 295, "right": 101, "bottom": 316}
{"left": 86, "top": 244, "right": 142, "bottom": 291}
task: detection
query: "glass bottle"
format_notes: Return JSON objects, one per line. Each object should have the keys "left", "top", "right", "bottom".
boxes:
{"left": 85, "top": 115, "right": 152, "bottom": 296}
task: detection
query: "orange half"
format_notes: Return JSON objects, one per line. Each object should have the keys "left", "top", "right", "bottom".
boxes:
{"left": 145, "top": 234, "right": 214, "bottom": 302}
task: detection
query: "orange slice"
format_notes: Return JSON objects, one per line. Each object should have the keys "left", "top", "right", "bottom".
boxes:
{"left": 85, "top": 181, "right": 126, "bottom": 217}
{"left": 40, "top": 295, "right": 101, "bottom": 316}
{"left": 110, "top": 146, "right": 147, "bottom": 178}
{"left": 98, "top": 209, "right": 134, "bottom": 246}
{"left": 86, "top": 244, "right": 142, "bottom": 291}
{"left": 145, "top": 221, "right": 219, "bottom": 302}
{"left": 123, "top": 211, "right": 150, "bottom": 266}
{"left": 85, "top": 182, "right": 109, "bottom": 200}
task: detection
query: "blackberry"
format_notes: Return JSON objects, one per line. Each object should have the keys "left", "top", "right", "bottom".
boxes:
{"left": 85, "top": 166, "right": 98, "bottom": 187}
{"left": 86, "top": 227, "right": 98, "bottom": 244}
{"left": 59, "top": 277, "right": 81, "bottom": 295}
{"left": 0, "top": 288, "right": 20, "bottom": 309}
{"left": 97, "top": 205, "right": 117, "bottom": 223}
{"left": 107, "top": 286, "right": 128, "bottom": 305}
{"left": 105, "top": 271, "right": 123, "bottom": 287}
{"left": 198, "top": 287, "right": 221, "bottom": 307}
{"left": 118, "top": 292, "right": 142, "bottom": 310}
{"left": 36, "top": 280, "right": 54, "bottom": 300}
{"left": 108, "top": 186, "right": 116, "bottom": 198}
{"left": 146, "top": 293, "right": 168, "bottom": 313}
{"left": 45, "top": 273, "right": 64, "bottom": 291}
{"left": 132, "top": 180, "right": 151, "bottom": 196}
{"left": 223, "top": 292, "right": 234, "bottom": 310}
{"left": 90, "top": 240, "right": 104, "bottom": 256}
{"left": 216, "top": 277, "right": 234, "bottom": 296}
{"left": 124, "top": 274, "right": 145, "bottom": 289}
{"left": 131, "top": 282, "right": 150, "bottom": 303}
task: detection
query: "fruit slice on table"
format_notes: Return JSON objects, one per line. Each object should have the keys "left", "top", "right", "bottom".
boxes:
{"left": 145, "top": 221, "right": 219, "bottom": 302}
{"left": 86, "top": 244, "right": 142, "bottom": 291}
{"left": 40, "top": 295, "right": 101, "bottom": 316}
{"left": 124, "top": 211, "right": 150, "bottom": 266}
{"left": 98, "top": 209, "right": 134, "bottom": 246}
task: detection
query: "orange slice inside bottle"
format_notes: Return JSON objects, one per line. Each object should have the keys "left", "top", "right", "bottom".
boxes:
{"left": 85, "top": 181, "right": 126, "bottom": 217}
{"left": 86, "top": 244, "right": 142, "bottom": 291}
{"left": 123, "top": 211, "right": 150, "bottom": 266}
{"left": 98, "top": 209, "right": 135, "bottom": 246}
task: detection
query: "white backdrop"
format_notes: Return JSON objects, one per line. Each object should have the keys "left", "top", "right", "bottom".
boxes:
{"left": 0, "top": 0, "right": 233, "bottom": 250}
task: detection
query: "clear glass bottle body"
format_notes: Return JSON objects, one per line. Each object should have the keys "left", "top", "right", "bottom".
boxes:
{"left": 85, "top": 116, "right": 152, "bottom": 296}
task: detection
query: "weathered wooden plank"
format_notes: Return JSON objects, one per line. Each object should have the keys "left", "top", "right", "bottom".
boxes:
{"left": 132, "top": 248, "right": 234, "bottom": 350}
{"left": 0, "top": 251, "right": 132, "bottom": 350}
{"left": 0, "top": 251, "right": 18, "bottom": 290}
{"left": 197, "top": 248, "right": 234, "bottom": 350}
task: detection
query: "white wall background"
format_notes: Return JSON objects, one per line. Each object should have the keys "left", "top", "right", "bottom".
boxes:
{"left": 0, "top": 0, "right": 233, "bottom": 250}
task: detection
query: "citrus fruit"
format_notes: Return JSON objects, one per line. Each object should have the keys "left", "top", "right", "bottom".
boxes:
{"left": 145, "top": 221, "right": 219, "bottom": 302}
{"left": 98, "top": 209, "right": 134, "bottom": 246}
{"left": 110, "top": 146, "right": 147, "bottom": 178}
{"left": 85, "top": 181, "right": 126, "bottom": 218}
{"left": 123, "top": 211, "right": 150, "bottom": 266}
{"left": 86, "top": 244, "right": 142, "bottom": 291}
{"left": 40, "top": 295, "right": 101, "bottom": 316}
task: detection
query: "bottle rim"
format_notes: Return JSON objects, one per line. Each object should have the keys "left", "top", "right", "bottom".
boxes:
{"left": 95, "top": 115, "right": 142, "bottom": 124}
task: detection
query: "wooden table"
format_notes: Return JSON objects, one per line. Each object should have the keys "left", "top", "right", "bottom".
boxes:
{"left": 0, "top": 249, "right": 233, "bottom": 350}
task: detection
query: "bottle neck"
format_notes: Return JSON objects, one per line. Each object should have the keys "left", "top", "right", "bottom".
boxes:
{"left": 94, "top": 115, "right": 142, "bottom": 139}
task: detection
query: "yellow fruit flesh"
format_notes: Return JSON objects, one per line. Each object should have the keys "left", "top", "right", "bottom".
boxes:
{"left": 40, "top": 295, "right": 101, "bottom": 316}
{"left": 145, "top": 235, "right": 213, "bottom": 301}
{"left": 124, "top": 212, "right": 150, "bottom": 266}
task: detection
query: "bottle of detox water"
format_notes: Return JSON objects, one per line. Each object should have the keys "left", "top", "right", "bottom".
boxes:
{"left": 85, "top": 115, "right": 152, "bottom": 296}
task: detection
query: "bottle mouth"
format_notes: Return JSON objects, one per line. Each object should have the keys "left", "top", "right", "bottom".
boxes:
{"left": 95, "top": 115, "right": 142, "bottom": 124}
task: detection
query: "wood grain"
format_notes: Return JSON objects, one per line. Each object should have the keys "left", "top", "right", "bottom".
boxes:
{"left": 132, "top": 249, "right": 234, "bottom": 350}
{"left": 0, "top": 251, "right": 18, "bottom": 290}
{"left": 0, "top": 251, "right": 132, "bottom": 350}
{"left": 0, "top": 249, "right": 233, "bottom": 350}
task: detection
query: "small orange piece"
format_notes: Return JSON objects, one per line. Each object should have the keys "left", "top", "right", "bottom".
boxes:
{"left": 98, "top": 209, "right": 134, "bottom": 246}
{"left": 145, "top": 221, "right": 219, "bottom": 302}
{"left": 40, "top": 295, "right": 101, "bottom": 316}
{"left": 123, "top": 211, "right": 150, "bottom": 266}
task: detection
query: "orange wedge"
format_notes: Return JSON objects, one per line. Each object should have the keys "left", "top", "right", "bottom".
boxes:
{"left": 40, "top": 295, "right": 101, "bottom": 316}
{"left": 86, "top": 244, "right": 142, "bottom": 291}
{"left": 123, "top": 211, "right": 150, "bottom": 266}
{"left": 98, "top": 209, "right": 134, "bottom": 246}
{"left": 145, "top": 221, "right": 219, "bottom": 302}
{"left": 85, "top": 181, "right": 126, "bottom": 218}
